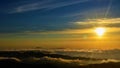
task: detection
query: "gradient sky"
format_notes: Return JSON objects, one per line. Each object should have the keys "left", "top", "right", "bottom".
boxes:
{"left": 0, "top": 0, "right": 120, "bottom": 50}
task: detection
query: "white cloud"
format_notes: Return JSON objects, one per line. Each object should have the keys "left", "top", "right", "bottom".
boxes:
{"left": 101, "top": 59, "right": 119, "bottom": 63}
{"left": 9, "top": 0, "right": 90, "bottom": 13}
{"left": 75, "top": 18, "right": 120, "bottom": 27}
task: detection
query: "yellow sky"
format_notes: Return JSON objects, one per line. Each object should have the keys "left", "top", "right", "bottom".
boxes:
{"left": 0, "top": 27, "right": 120, "bottom": 50}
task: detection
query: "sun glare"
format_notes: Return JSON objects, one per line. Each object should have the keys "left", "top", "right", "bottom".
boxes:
{"left": 95, "top": 27, "right": 106, "bottom": 37}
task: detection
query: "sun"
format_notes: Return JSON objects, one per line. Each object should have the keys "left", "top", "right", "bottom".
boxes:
{"left": 95, "top": 27, "right": 106, "bottom": 37}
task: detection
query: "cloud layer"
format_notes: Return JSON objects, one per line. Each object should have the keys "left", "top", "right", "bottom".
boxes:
{"left": 0, "top": 49, "right": 120, "bottom": 68}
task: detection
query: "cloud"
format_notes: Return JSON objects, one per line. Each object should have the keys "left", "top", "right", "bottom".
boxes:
{"left": 0, "top": 56, "right": 120, "bottom": 68}
{"left": 74, "top": 18, "right": 120, "bottom": 28}
{"left": 9, "top": 0, "right": 90, "bottom": 13}
{"left": 1, "top": 17, "right": 120, "bottom": 34}
{"left": 101, "top": 59, "right": 119, "bottom": 63}
{"left": 0, "top": 49, "right": 120, "bottom": 67}
{"left": 0, "top": 57, "right": 21, "bottom": 62}
{"left": 37, "top": 56, "right": 82, "bottom": 65}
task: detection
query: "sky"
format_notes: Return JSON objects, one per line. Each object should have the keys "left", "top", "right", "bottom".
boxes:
{"left": 0, "top": 0, "right": 120, "bottom": 50}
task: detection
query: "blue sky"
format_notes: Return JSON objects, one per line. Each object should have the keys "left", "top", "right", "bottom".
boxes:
{"left": 0, "top": 0, "right": 120, "bottom": 33}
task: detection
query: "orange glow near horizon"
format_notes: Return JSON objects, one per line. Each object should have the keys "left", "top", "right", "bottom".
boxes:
{"left": 0, "top": 27, "right": 120, "bottom": 50}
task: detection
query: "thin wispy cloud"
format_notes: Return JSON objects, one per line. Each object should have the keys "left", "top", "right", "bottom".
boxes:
{"left": 75, "top": 18, "right": 120, "bottom": 28}
{"left": 9, "top": 0, "right": 90, "bottom": 13}
{"left": 9, "top": 0, "right": 52, "bottom": 13}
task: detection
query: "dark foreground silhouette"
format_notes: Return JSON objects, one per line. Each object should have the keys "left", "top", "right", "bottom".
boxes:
{"left": 0, "top": 50, "right": 120, "bottom": 68}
